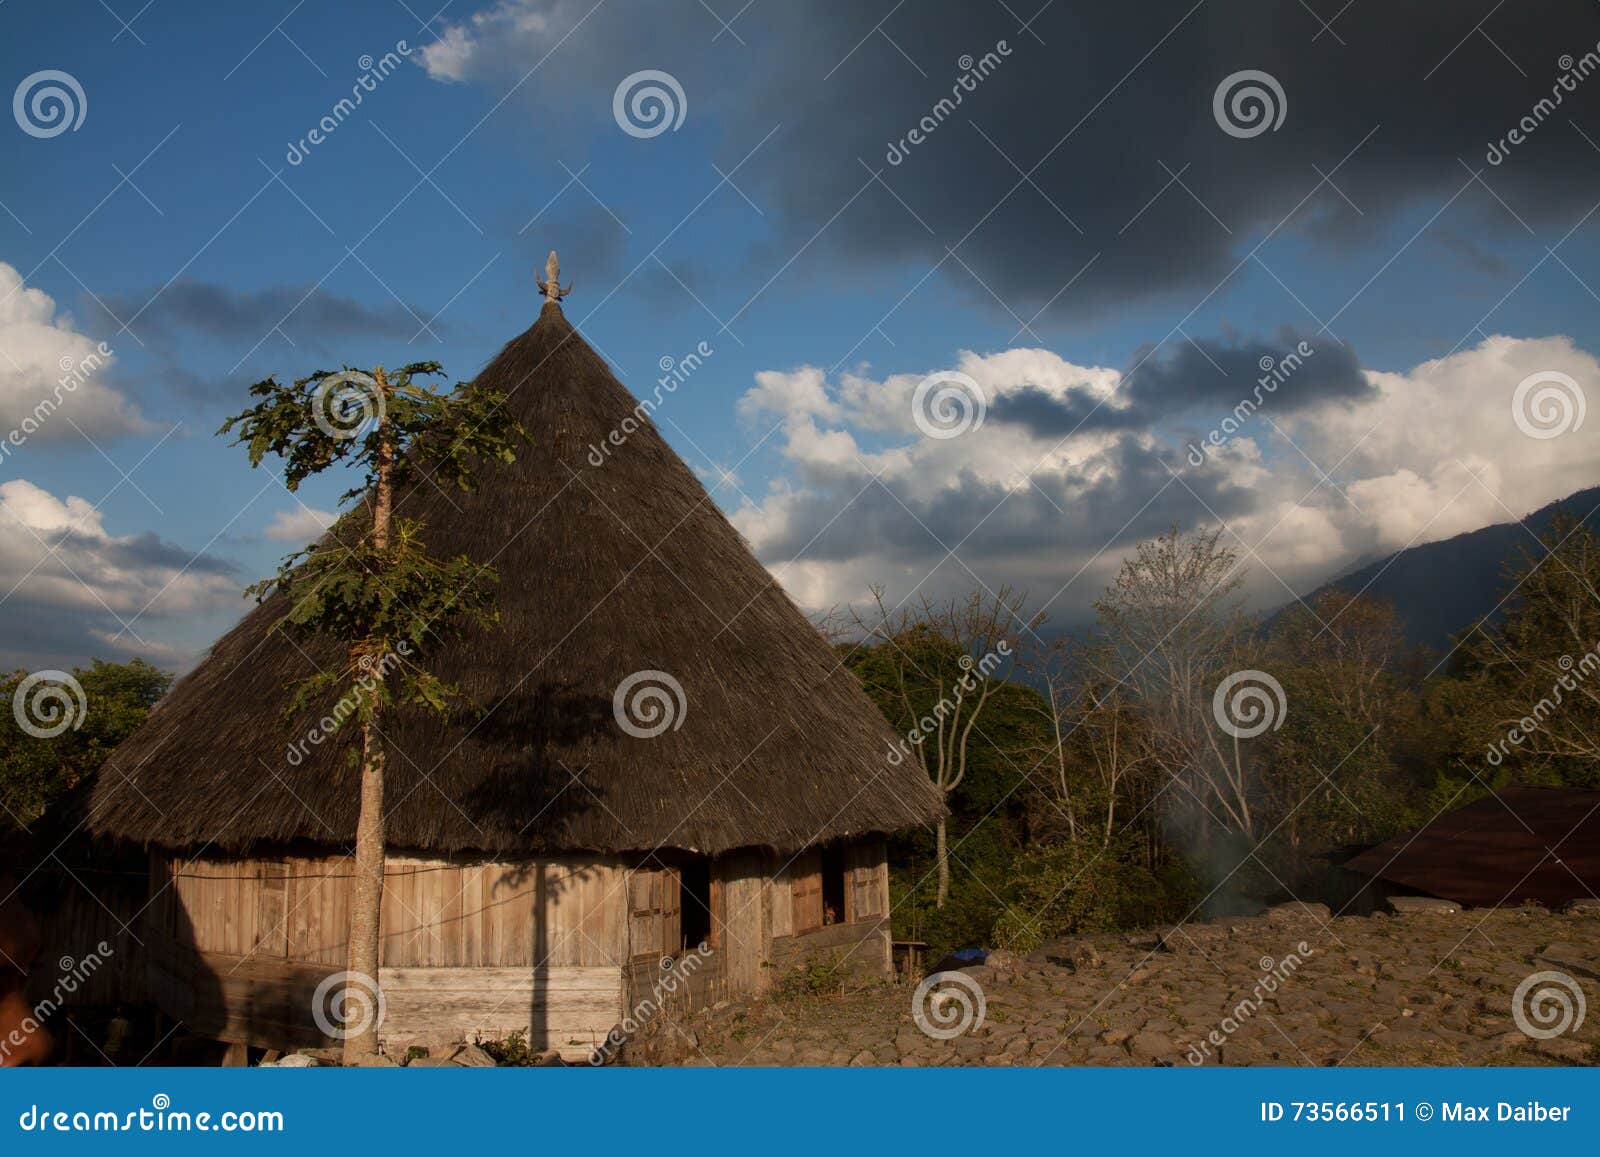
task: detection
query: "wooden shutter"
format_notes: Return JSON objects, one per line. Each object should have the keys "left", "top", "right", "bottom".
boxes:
{"left": 790, "top": 850, "right": 823, "bottom": 932}
{"left": 846, "top": 841, "right": 886, "bottom": 919}
{"left": 628, "top": 868, "right": 662, "bottom": 959}
{"left": 629, "top": 867, "right": 683, "bottom": 958}
{"left": 660, "top": 866, "right": 682, "bottom": 955}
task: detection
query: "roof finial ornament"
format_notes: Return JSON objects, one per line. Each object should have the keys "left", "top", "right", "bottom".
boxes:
{"left": 537, "top": 250, "right": 572, "bottom": 304}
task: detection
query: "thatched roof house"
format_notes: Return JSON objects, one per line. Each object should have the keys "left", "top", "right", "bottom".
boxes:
{"left": 82, "top": 267, "right": 942, "bottom": 1060}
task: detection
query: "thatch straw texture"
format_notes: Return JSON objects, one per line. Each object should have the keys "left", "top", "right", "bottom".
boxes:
{"left": 83, "top": 303, "right": 943, "bottom": 856}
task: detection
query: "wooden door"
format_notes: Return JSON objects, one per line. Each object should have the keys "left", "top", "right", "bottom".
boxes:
{"left": 790, "top": 850, "right": 823, "bottom": 932}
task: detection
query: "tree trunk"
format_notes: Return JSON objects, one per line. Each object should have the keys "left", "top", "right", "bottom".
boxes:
{"left": 342, "top": 389, "right": 393, "bottom": 1064}
{"left": 342, "top": 717, "right": 387, "bottom": 1061}
{"left": 935, "top": 814, "right": 950, "bottom": 908}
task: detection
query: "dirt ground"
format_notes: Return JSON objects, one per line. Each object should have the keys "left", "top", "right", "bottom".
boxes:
{"left": 650, "top": 901, "right": 1600, "bottom": 1066}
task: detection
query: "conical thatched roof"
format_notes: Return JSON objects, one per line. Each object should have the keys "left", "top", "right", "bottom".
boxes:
{"left": 84, "top": 297, "right": 943, "bottom": 857}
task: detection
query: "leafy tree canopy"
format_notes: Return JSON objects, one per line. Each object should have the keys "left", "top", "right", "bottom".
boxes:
{"left": 1, "top": 658, "right": 172, "bottom": 832}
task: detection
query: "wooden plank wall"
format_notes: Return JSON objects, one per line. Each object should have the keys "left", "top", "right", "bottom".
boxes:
{"left": 163, "top": 853, "right": 628, "bottom": 969}
{"left": 380, "top": 966, "right": 622, "bottom": 1060}
{"left": 770, "top": 916, "right": 894, "bottom": 984}
{"left": 768, "top": 840, "right": 893, "bottom": 983}
{"left": 148, "top": 936, "right": 620, "bottom": 1060}
{"left": 26, "top": 862, "right": 149, "bottom": 1008}
{"left": 155, "top": 852, "right": 632, "bottom": 1055}
{"left": 146, "top": 841, "right": 889, "bottom": 1051}
{"left": 714, "top": 851, "right": 770, "bottom": 997}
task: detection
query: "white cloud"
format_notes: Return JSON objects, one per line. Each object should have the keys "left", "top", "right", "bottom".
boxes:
{"left": 418, "top": 0, "right": 571, "bottom": 82}
{"left": 0, "top": 479, "right": 240, "bottom": 668}
{"left": 0, "top": 261, "right": 152, "bottom": 448}
{"left": 264, "top": 506, "right": 338, "bottom": 543}
{"left": 1280, "top": 334, "right": 1599, "bottom": 555}
{"left": 730, "top": 334, "right": 1600, "bottom": 621}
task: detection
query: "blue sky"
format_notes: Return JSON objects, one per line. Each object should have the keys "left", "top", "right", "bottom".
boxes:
{"left": 4, "top": 0, "right": 1600, "bottom": 670}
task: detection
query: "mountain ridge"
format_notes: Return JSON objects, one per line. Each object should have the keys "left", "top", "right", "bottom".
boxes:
{"left": 1284, "top": 485, "right": 1600, "bottom": 653}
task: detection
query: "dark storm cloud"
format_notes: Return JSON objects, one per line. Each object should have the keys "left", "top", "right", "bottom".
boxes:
{"left": 718, "top": 0, "right": 1600, "bottom": 318}
{"left": 95, "top": 281, "right": 452, "bottom": 349}
{"left": 988, "top": 331, "right": 1370, "bottom": 437}
{"left": 94, "top": 530, "right": 240, "bottom": 577}
{"left": 433, "top": 0, "right": 1600, "bottom": 320}
{"left": 755, "top": 433, "right": 1254, "bottom": 565}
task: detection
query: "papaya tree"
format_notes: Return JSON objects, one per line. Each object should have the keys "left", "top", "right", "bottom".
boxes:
{"left": 221, "top": 362, "right": 525, "bottom": 1062}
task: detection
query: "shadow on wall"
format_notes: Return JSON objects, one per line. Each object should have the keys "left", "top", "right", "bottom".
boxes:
{"left": 0, "top": 871, "right": 50, "bottom": 1065}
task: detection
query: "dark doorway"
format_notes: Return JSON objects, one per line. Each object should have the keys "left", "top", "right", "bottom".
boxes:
{"left": 680, "top": 858, "right": 713, "bottom": 950}
{"left": 821, "top": 846, "right": 847, "bottom": 925}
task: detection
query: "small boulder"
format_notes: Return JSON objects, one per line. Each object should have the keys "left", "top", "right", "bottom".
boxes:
{"left": 1127, "top": 1031, "right": 1175, "bottom": 1060}
{"left": 259, "top": 1053, "right": 315, "bottom": 1068}
{"left": 1386, "top": 896, "right": 1460, "bottom": 915}
{"left": 452, "top": 1043, "right": 498, "bottom": 1067}
{"left": 1042, "top": 939, "right": 1104, "bottom": 971}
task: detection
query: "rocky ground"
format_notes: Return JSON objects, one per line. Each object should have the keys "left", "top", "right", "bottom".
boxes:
{"left": 660, "top": 900, "right": 1600, "bottom": 1067}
